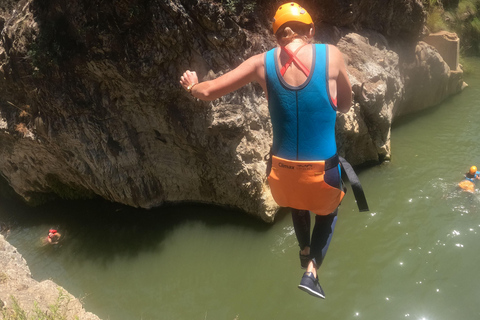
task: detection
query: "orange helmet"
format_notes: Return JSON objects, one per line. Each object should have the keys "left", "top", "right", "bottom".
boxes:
{"left": 469, "top": 166, "right": 477, "bottom": 175}
{"left": 272, "top": 2, "right": 313, "bottom": 34}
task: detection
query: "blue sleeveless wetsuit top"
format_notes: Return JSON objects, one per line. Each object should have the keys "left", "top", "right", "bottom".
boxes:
{"left": 265, "top": 44, "right": 337, "bottom": 161}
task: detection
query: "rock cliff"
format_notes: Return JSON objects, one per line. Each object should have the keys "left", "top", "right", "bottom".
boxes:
{"left": 0, "top": 0, "right": 466, "bottom": 223}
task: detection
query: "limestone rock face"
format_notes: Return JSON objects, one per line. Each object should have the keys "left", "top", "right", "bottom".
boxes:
{"left": 423, "top": 31, "right": 460, "bottom": 71}
{"left": 0, "top": 0, "right": 465, "bottom": 222}
{"left": 335, "top": 31, "right": 404, "bottom": 164}
{"left": 0, "top": 0, "right": 281, "bottom": 220}
{"left": 397, "top": 32, "right": 467, "bottom": 117}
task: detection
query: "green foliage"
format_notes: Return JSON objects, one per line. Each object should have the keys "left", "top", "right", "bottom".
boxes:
{"left": 1, "top": 296, "right": 27, "bottom": 320}
{"left": 0, "top": 289, "right": 79, "bottom": 320}
{"left": 427, "top": 6, "right": 449, "bottom": 31}
{"left": 456, "top": 0, "right": 480, "bottom": 55}
{"left": 471, "top": 16, "right": 480, "bottom": 31}
{"left": 425, "top": 0, "right": 480, "bottom": 55}
{"left": 457, "top": 0, "right": 477, "bottom": 17}
{"left": 0, "top": 272, "right": 8, "bottom": 284}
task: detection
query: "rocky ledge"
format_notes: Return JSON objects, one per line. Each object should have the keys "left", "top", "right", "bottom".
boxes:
{"left": 0, "top": 234, "right": 100, "bottom": 319}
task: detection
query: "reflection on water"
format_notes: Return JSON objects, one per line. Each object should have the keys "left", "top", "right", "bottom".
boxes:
{"left": 1, "top": 58, "right": 480, "bottom": 320}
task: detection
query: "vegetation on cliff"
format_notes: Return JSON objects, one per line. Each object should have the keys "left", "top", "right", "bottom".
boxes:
{"left": 1, "top": 290, "right": 80, "bottom": 320}
{"left": 425, "top": 0, "right": 480, "bottom": 55}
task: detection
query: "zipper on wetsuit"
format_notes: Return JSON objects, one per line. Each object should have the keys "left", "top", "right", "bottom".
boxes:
{"left": 296, "top": 91, "right": 299, "bottom": 160}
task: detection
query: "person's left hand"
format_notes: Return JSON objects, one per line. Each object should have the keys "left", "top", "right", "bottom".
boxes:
{"left": 180, "top": 70, "right": 199, "bottom": 91}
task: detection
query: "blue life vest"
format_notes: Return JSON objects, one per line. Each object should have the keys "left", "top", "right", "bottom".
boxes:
{"left": 465, "top": 171, "right": 480, "bottom": 182}
{"left": 265, "top": 44, "right": 337, "bottom": 161}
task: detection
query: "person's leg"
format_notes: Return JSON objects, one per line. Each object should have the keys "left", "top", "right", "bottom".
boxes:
{"left": 291, "top": 209, "right": 311, "bottom": 267}
{"left": 298, "top": 209, "right": 338, "bottom": 299}
{"left": 298, "top": 165, "right": 342, "bottom": 298}
{"left": 305, "top": 164, "right": 341, "bottom": 274}
{"left": 292, "top": 209, "right": 311, "bottom": 250}
{"left": 306, "top": 209, "right": 338, "bottom": 277}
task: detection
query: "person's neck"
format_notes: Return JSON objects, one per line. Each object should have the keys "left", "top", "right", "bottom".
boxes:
{"left": 285, "top": 38, "right": 308, "bottom": 48}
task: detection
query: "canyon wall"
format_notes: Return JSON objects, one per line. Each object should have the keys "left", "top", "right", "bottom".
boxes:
{"left": 0, "top": 0, "right": 465, "bottom": 222}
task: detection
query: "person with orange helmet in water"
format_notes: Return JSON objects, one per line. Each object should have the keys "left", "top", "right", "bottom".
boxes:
{"left": 458, "top": 166, "right": 480, "bottom": 193}
{"left": 180, "top": 2, "right": 368, "bottom": 298}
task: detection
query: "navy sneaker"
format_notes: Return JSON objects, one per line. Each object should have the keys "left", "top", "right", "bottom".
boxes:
{"left": 298, "top": 272, "right": 325, "bottom": 299}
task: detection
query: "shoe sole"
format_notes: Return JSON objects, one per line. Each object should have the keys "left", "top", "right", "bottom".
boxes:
{"left": 298, "top": 284, "right": 325, "bottom": 299}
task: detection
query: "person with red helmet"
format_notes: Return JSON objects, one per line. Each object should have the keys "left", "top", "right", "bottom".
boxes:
{"left": 46, "top": 229, "right": 61, "bottom": 245}
{"left": 180, "top": 2, "right": 368, "bottom": 298}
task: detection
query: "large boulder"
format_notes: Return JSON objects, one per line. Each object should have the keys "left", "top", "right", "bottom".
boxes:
{"left": 397, "top": 33, "right": 467, "bottom": 117}
{"left": 0, "top": 0, "right": 465, "bottom": 222}
{"left": 335, "top": 30, "right": 404, "bottom": 164}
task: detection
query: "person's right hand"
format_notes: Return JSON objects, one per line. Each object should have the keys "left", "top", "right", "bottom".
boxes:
{"left": 180, "top": 70, "right": 199, "bottom": 92}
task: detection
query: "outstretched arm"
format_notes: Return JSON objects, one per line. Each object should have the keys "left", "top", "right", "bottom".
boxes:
{"left": 180, "top": 53, "right": 266, "bottom": 101}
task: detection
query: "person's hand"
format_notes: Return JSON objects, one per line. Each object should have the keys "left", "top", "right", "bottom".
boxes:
{"left": 180, "top": 70, "right": 199, "bottom": 92}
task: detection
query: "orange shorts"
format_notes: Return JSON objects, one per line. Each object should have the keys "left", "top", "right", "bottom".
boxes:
{"left": 267, "top": 155, "right": 345, "bottom": 215}
{"left": 458, "top": 180, "right": 475, "bottom": 193}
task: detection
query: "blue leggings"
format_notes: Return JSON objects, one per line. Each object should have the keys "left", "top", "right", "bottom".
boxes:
{"left": 292, "top": 208, "right": 338, "bottom": 268}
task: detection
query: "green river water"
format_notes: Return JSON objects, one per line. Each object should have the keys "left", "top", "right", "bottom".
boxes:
{"left": 1, "top": 57, "right": 480, "bottom": 320}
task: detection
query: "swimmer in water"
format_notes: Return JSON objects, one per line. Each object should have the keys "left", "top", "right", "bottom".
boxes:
{"left": 458, "top": 166, "right": 480, "bottom": 193}
{"left": 46, "top": 229, "right": 61, "bottom": 245}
